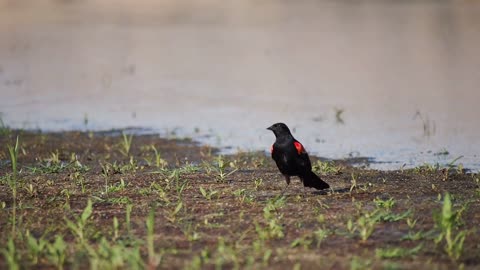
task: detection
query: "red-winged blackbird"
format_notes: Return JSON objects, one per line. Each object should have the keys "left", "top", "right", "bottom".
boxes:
{"left": 267, "top": 123, "right": 330, "bottom": 192}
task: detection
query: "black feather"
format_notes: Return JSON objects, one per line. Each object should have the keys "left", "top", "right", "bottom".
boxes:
{"left": 301, "top": 170, "right": 330, "bottom": 190}
{"left": 267, "top": 122, "right": 330, "bottom": 191}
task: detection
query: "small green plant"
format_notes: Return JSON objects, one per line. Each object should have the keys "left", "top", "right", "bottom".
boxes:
{"left": 373, "top": 197, "right": 395, "bottom": 210}
{"left": 148, "top": 182, "right": 170, "bottom": 203}
{"left": 146, "top": 209, "right": 162, "bottom": 268}
{"left": 126, "top": 204, "right": 133, "bottom": 235}
{"left": 313, "top": 228, "right": 330, "bottom": 248}
{"left": 350, "top": 173, "right": 357, "bottom": 193}
{"left": 255, "top": 196, "right": 286, "bottom": 240}
{"left": 433, "top": 193, "right": 468, "bottom": 261}
{"left": 375, "top": 244, "right": 423, "bottom": 259}
{"left": 233, "top": 188, "right": 254, "bottom": 203}
{"left": 70, "top": 172, "right": 86, "bottom": 193}
{"left": 88, "top": 237, "right": 126, "bottom": 269}
{"left": 187, "top": 249, "right": 210, "bottom": 270}
{"left": 119, "top": 131, "right": 133, "bottom": 157}
{"left": 346, "top": 218, "right": 355, "bottom": 235}
{"left": 174, "top": 178, "right": 189, "bottom": 197}
{"left": 101, "top": 162, "right": 117, "bottom": 177}
{"left": 28, "top": 162, "right": 71, "bottom": 174}
{"left": 346, "top": 202, "right": 404, "bottom": 241}
{"left": 211, "top": 155, "right": 238, "bottom": 182}
{"left": 7, "top": 136, "right": 19, "bottom": 237}
{"left": 406, "top": 217, "right": 417, "bottom": 229}
{"left": 162, "top": 168, "right": 191, "bottom": 197}
{"left": 165, "top": 201, "right": 183, "bottom": 223}
{"left": 106, "top": 178, "right": 128, "bottom": 193}
{"left": 47, "top": 151, "right": 61, "bottom": 164}
{"left": 179, "top": 163, "right": 201, "bottom": 173}
{"left": 446, "top": 156, "right": 464, "bottom": 172}
{"left": 313, "top": 160, "right": 341, "bottom": 175}
{"left": 213, "top": 237, "right": 240, "bottom": 269}
{"left": 356, "top": 214, "right": 377, "bottom": 241}
{"left": 265, "top": 195, "right": 286, "bottom": 211}
{"left": 106, "top": 196, "right": 132, "bottom": 205}
{"left": 70, "top": 154, "right": 90, "bottom": 173}
{"left": 86, "top": 237, "right": 143, "bottom": 269}
{"left": 149, "top": 145, "right": 168, "bottom": 168}
{"left": 180, "top": 222, "right": 201, "bottom": 242}
{"left": 346, "top": 198, "right": 412, "bottom": 241}
{"left": 60, "top": 189, "right": 71, "bottom": 209}
{"left": 46, "top": 235, "right": 67, "bottom": 270}
{"left": 26, "top": 231, "right": 48, "bottom": 264}
{"left": 291, "top": 235, "right": 313, "bottom": 250}
{"left": 402, "top": 230, "right": 432, "bottom": 241}
{"left": 199, "top": 186, "right": 219, "bottom": 200}
{"left": 254, "top": 178, "right": 263, "bottom": 190}
{"left": 372, "top": 197, "right": 411, "bottom": 222}
{"left": 124, "top": 245, "right": 143, "bottom": 269}
{"left": 1, "top": 238, "right": 19, "bottom": 270}
{"left": 100, "top": 163, "right": 111, "bottom": 194}
{"left": 379, "top": 210, "right": 412, "bottom": 222}
{"left": 64, "top": 199, "right": 93, "bottom": 245}
{"left": 414, "top": 163, "right": 440, "bottom": 173}
{"left": 350, "top": 256, "right": 371, "bottom": 270}
{"left": 233, "top": 188, "right": 245, "bottom": 196}
{"left": 101, "top": 160, "right": 137, "bottom": 177}
{"left": 112, "top": 216, "right": 119, "bottom": 241}
{"left": 251, "top": 155, "right": 266, "bottom": 168}
{"left": 19, "top": 180, "right": 40, "bottom": 211}
{"left": 27, "top": 152, "right": 83, "bottom": 174}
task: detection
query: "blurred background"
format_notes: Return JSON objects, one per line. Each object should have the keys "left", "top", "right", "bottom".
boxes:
{"left": 0, "top": 0, "right": 479, "bottom": 170}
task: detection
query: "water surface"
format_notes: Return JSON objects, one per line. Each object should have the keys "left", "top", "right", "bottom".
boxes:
{"left": 1, "top": 0, "right": 479, "bottom": 170}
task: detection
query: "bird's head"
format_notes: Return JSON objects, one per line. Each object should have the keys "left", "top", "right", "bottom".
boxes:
{"left": 267, "top": 123, "right": 292, "bottom": 138}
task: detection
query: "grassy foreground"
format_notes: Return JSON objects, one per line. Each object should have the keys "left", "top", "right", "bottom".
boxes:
{"left": 0, "top": 130, "right": 479, "bottom": 269}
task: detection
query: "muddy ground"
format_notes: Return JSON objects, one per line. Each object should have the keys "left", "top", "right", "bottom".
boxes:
{"left": 0, "top": 130, "right": 479, "bottom": 269}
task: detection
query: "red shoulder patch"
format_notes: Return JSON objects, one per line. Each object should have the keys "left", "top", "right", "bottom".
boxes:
{"left": 270, "top": 144, "right": 274, "bottom": 154}
{"left": 294, "top": 141, "right": 305, "bottom": 155}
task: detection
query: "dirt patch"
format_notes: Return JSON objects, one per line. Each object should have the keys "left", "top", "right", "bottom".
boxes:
{"left": 1, "top": 130, "right": 479, "bottom": 269}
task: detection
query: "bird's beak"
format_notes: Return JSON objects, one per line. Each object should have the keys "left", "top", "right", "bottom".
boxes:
{"left": 267, "top": 126, "right": 273, "bottom": 131}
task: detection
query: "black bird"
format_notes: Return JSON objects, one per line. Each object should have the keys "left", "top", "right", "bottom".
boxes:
{"left": 267, "top": 123, "right": 330, "bottom": 193}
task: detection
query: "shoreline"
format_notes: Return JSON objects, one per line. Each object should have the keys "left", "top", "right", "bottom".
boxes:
{"left": 1, "top": 130, "right": 479, "bottom": 269}
{"left": 1, "top": 126, "right": 473, "bottom": 172}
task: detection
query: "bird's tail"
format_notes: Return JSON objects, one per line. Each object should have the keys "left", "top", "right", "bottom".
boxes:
{"left": 301, "top": 171, "right": 330, "bottom": 190}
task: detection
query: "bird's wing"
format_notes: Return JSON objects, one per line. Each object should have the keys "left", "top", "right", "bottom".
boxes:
{"left": 293, "top": 140, "right": 312, "bottom": 170}
{"left": 293, "top": 141, "right": 306, "bottom": 155}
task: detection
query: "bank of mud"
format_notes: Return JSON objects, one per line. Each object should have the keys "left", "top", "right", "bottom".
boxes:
{"left": 0, "top": 130, "right": 479, "bottom": 269}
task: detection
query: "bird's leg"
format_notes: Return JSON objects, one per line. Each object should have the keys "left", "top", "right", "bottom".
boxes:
{"left": 281, "top": 175, "right": 291, "bottom": 195}
{"left": 299, "top": 177, "right": 307, "bottom": 198}
{"left": 284, "top": 175, "right": 291, "bottom": 186}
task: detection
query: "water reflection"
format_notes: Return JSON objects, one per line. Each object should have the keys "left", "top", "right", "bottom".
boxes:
{"left": 0, "top": 0, "right": 479, "bottom": 170}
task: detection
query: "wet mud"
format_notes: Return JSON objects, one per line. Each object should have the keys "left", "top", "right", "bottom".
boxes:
{"left": 0, "top": 130, "right": 479, "bottom": 269}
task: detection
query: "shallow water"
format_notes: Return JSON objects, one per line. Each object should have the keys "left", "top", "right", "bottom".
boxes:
{"left": 1, "top": 0, "right": 479, "bottom": 170}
